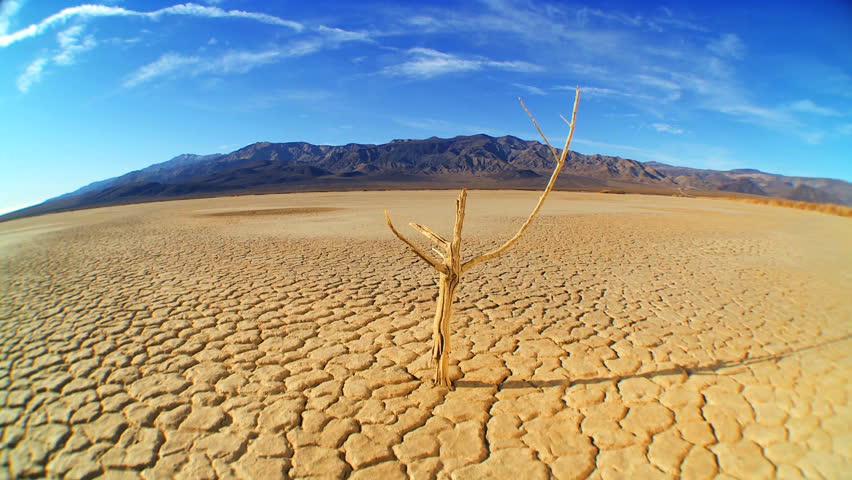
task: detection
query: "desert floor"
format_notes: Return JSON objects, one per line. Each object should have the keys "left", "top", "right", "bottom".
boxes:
{"left": 1, "top": 190, "right": 850, "bottom": 479}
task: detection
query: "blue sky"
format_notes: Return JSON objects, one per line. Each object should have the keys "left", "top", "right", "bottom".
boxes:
{"left": 1, "top": 0, "right": 851, "bottom": 214}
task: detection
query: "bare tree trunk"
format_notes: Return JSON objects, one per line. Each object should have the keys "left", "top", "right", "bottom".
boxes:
{"left": 432, "top": 272, "right": 459, "bottom": 387}
{"left": 430, "top": 189, "right": 466, "bottom": 387}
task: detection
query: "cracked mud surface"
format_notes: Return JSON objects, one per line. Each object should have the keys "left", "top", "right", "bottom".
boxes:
{"left": 1, "top": 190, "right": 850, "bottom": 479}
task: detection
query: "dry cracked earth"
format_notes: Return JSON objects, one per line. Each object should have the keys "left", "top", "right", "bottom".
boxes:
{"left": 0, "top": 191, "right": 850, "bottom": 479}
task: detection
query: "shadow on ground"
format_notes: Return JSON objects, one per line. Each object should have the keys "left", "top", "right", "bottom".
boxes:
{"left": 455, "top": 333, "right": 851, "bottom": 389}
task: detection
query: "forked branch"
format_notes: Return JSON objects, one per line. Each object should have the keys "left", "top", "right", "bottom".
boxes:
{"left": 519, "top": 98, "right": 559, "bottom": 164}
{"left": 462, "top": 86, "right": 581, "bottom": 272}
{"left": 410, "top": 222, "right": 450, "bottom": 251}
{"left": 384, "top": 210, "right": 448, "bottom": 274}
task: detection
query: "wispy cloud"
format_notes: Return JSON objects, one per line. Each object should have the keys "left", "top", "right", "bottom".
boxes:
{"left": 651, "top": 123, "right": 684, "bottom": 134}
{"left": 575, "top": 138, "right": 741, "bottom": 172}
{"left": 123, "top": 53, "right": 204, "bottom": 87}
{"left": 635, "top": 74, "right": 682, "bottom": 101}
{"left": 566, "top": 64, "right": 609, "bottom": 76}
{"left": 788, "top": 99, "right": 841, "bottom": 116}
{"left": 123, "top": 49, "right": 288, "bottom": 87}
{"left": 564, "top": 85, "right": 654, "bottom": 102}
{"left": 0, "top": 3, "right": 303, "bottom": 48}
{"left": 392, "top": 1, "right": 835, "bottom": 149}
{"left": 316, "top": 25, "right": 370, "bottom": 42}
{"left": 715, "top": 103, "right": 793, "bottom": 127}
{"left": 392, "top": 116, "right": 497, "bottom": 136}
{"left": 53, "top": 25, "right": 97, "bottom": 65}
{"left": 651, "top": 7, "right": 708, "bottom": 33}
{"left": 16, "top": 57, "right": 47, "bottom": 93}
{"left": 123, "top": 24, "right": 370, "bottom": 88}
{"left": 242, "top": 89, "right": 334, "bottom": 110}
{"left": 14, "top": 25, "right": 99, "bottom": 93}
{"left": 708, "top": 33, "right": 745, "bottom": 59}
{"left": 0, "top": 0, "right": 26, "bottom": 35}
{"left": 575, "top": 7, "right": 642, "bottom": 28}
{"left": 573, "top": 138, "right": 645, "bottom": 152}
{"left": 714, "top": 102, "right": 831, "bottom": 144}
{"left": 512, "top": 83, "right": 546, "bottom": 95}
{"left": 382, "top": 47, "right": 541, "bottom": 79}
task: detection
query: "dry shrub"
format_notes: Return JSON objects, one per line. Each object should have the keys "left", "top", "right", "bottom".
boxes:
{"left": 599, "top": 189, "right": 626, "bottom": 194}
{"left": 713, "top": 196, "right": 852, "bottom": 217}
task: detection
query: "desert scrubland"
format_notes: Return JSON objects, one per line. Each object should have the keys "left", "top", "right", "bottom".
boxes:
{"left": 0, "top": 190, "right": 849, "bottom": 479}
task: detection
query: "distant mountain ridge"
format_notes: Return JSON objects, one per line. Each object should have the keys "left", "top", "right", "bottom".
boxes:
{"left": 3, "top": 134, "right": 850, "bottom": 221}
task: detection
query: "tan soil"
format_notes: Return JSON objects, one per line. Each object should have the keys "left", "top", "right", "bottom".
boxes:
{"left": 1, "top": 190, "right": 849, "bottom": 479}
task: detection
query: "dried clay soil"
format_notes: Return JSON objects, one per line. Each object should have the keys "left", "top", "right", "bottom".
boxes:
{"left": 1, "top": 190, "right": 850, "bottom": 479}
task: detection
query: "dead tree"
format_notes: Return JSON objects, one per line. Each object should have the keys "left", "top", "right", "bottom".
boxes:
{"left": 385, "top": 87, "right": 581, "bottom": 388}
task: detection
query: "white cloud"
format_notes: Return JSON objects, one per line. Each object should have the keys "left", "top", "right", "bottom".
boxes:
{"left": 0, "top": 0, "right": 26, "bottom": 35}
{"left": 17, "top": 57, "right": 47, "bottom": 92}
{"left": 713, "top": 102, "right": 828, "bottom": 144}
{"left": 0, "top": 3, "right": 303, "bottom": 48}
{"left": 788, "top": 99, "right": 841, "bottom": 116}
{"left": 382, "top": 47, "right": 541, "bottom": 79}
{"left": 651, "top": 123, "right": 684, "bottom": 134}
{"left": 213, "top": 49, "right": 281, "bottom": 73}
{"left": 574, "top": 86, "right": 620, "bottom": 96}
{"left": 573, "top": 138, "right": 645, "bottom": 152}
{"left": 53, "top": 25, "right": 97, "bottom": 65}
{"left": 14, "top": 24, "right": 99, "bottom": 93}
{"left": 512, "top": 83, "right": 546, "bottom": 95}
{"left": 564, "top": 86, "right": 654, "bottom": 102}
{"left": 123, "top": 46, "right": 303, "bottom": 87}
{"left": 708, "top": 33, "right": 745, "bottom": 59}
{"left": 316, "top": 25, "right": 370, "bottom": 42}
{"left": 392, "top": 116, "right": 496, "bottom": 135}
{"left": 567, "top": 64, "right": 609, "bottom": 76}
{"left": 383, "top": 48, "right": 480, "bottom": 78}
{"left": 57, "top": 25, "right": 84, "bottom": 48}
{"left": 576, "top": 7, "right": 642, "bottom": 28}
{"left": 716, "top": 103, "right": 793, "bottom": 126}
{"left": 122, "top": 23, "right": 369, "bottom": 88}
{"left": 123, "top": 53, "right": 202, "bottom": 87}
{"left": 650, "top": 7, "right": 708, "bottom": 33}
{"left": 800, "top": 132, "right": 825, "bottom": 145}
{"left": 635, "top": 74, "right": 682, "bottom": 100}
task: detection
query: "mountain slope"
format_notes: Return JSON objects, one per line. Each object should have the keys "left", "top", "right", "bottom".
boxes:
{"left": 3, "top": 135, "right": 850, "bottom": 222}
{"left": 646, "top": 162, "right": 850, "bottom": 205}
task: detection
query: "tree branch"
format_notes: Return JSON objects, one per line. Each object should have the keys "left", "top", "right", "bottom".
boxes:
{"left": 409, "top": 222, "right": 450, "bottom": 251}
{"left": 519, "top": 97, "right": 559, "bottom": 164}
{"left": 463, "top": 87, "right": 580, "bottom": 273}
{"left": 385, "top": 210, "right": 448, "bottom": 274}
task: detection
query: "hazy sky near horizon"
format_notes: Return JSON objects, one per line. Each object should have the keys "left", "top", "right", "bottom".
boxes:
{"left": 1, "top": 0, "right": 851, "bottom": 214}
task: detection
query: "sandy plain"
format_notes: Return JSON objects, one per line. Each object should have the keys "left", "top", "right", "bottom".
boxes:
{"left": 0, "top": 190, "right": 850, "bottom": 479}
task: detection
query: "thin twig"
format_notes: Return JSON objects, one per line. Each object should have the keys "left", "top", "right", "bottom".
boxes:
{"left": 519, "top": 97, "right": 560, "bottom": 164}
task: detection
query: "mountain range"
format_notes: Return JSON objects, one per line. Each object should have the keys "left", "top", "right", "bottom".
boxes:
{"left": 3, "top": 134, "right": 850, "bottom": 221}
